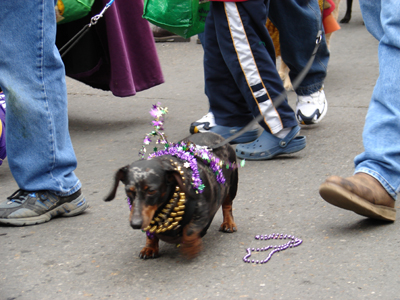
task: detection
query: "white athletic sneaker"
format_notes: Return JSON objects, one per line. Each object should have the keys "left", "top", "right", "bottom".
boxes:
{"left": 189, "top": 111, "right": 216, "bottom": 133}
{"left": 295, "top": 89, "right": 328, "bottom": 125}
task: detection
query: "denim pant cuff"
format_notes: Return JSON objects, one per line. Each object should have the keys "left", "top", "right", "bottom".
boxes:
{"left": 354, "top": 168, "right": 398, "bottom": 200}
{"left": 295, "top": 82, "right": 324, "bottom": 96}
{"left": 53, "top": 181, "right": 82, "bottom": 197}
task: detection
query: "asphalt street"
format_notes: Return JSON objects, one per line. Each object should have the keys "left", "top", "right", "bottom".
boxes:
{"left": 2, "top": 1, "right": 400, "bottom": 299}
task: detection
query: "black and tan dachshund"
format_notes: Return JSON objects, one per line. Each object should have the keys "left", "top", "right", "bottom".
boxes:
{"left": 104, "top": 132, "right": 238, "bottom": 259}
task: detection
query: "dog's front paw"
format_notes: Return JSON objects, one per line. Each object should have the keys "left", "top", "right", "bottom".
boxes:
{"left": 139, "top": 247, "right": 159, "bottom": 259}
{"left": 219, "top": 221, "right": 237, "bottom": 233}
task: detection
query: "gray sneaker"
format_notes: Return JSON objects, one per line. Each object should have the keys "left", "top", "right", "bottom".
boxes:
{"left": 0, "top": 189, "right": 88, "bottom": 226}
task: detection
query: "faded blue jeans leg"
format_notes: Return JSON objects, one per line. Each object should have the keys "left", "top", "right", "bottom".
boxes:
{"left": 354, "top": 0, "right": 400, "bottom": 200}
{"left": 0, "top": 0, "right": 81, "bottom": 195}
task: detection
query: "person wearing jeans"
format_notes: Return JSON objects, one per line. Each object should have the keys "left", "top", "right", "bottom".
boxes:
{"left": 0, "top": 0, "right": 88, "bottom": 225}
{"left": 319, "top": 0, "right": 400, "bottom": 222}
{"left": 191, "top": 0, "right": 330, "bottom": 140}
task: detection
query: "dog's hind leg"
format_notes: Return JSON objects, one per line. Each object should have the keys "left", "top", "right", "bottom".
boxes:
{"left": 139, "top": 235, "right": 160, "bottom": 259}
{"left": 181, "top": 226, "right": 203, "bottom": 259}
{"left": 219, "top": 195, "right": 237, "bottom": 233}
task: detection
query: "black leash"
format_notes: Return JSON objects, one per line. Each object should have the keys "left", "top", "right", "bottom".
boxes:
{"left": 209, "top": 1, "right": 325, "bottom": 150}
{"left": 59, "top": 24, "right": 91, "bottom": 58}
{"left": 59, "top": 0, "right": 115, "bottom": 58}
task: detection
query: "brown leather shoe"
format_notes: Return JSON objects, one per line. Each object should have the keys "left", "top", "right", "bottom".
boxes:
{"left": 152, "top": 26, "right": 190, "bottom": 43}
{"left": 319, "top": 173, "right": 396, "bottom": 221}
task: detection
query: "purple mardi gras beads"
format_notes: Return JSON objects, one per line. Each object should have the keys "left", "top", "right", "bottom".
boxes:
{"left": 139, "top": 103, "right": 239, "bottom": 194}
{"left": 243, "top": 233, "right": 303, "bottom": 264}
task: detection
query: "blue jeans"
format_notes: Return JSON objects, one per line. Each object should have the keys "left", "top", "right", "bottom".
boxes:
{"left": 354, "top": 0, "right": 400, "bottom": 200}
{"left": 269, "top": 0, "right": 329, "bottom": 96}
{"left": 0, "top": 0, "right": 81, "bottom": 196}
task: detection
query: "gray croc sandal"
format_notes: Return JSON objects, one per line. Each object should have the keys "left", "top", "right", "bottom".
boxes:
{"left": 235, "top": 126, "right": 306, "bottom": 160}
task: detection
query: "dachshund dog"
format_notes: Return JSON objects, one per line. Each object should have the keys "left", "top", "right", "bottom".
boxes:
{"left": 104, "top": 132, "right": 238, "bottom": 259}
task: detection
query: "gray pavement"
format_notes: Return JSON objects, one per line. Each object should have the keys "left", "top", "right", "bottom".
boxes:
{"left": 2, "top": 2, "right": 400, "bottom": 299}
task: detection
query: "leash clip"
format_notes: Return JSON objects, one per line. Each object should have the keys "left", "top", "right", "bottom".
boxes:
{"left": 90, "top": 15, "right": 101, "bottom": 26}
{"left": 59, "top": 0, "right": 115, "bottom": 57}
{"left": 90, "top": 0, "right": 115, "bottom": 26}
{"left": 316, "top": 30, "right": 323, "bottom": 45}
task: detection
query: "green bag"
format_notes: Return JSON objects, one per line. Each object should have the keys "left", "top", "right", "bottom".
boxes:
{"left": 55, "top": 0, "right": 95, "bottom": 24}
{"left": 143, "top": 0, "right": 210, "bottom": 39}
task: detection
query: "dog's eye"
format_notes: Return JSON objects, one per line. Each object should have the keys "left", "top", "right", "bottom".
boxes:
{"left": 127, "top": 187, "right": 136, "bottom": 200}
{"left": 127, "top": 192, "right": 136, "bottom": 201}
{"left": 147, "top": 189, "right": 156, "bottom": 195}
{"left": 143, "top": 185, "right": 156, "bottom": 195}
{"left": 126, "top": 189, "right": 136, "bottom": 200}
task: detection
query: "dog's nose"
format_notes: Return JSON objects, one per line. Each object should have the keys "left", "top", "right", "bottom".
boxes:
{"left": 130, "top": 219, "right": 142, "bottom": 229}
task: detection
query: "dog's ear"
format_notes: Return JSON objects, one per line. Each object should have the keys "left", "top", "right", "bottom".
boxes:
{"left": 161, "top": 158, "right": 188, "bottom": 194}
{"left": 170, "top": 171, "right": 187, "bottom": 194}
{"left": 104, "top": 165, "right": 129, "bottom": 201}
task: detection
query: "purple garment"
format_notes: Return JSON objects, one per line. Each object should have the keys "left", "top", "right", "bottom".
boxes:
{"left": 103, "top": 0, "right": 164, "bottom": 96}
{"left": 57, "top": 0, "right": 164, "bottom": 97}
{"left": 0, "top": 96, "right": 6, "bottom": 166}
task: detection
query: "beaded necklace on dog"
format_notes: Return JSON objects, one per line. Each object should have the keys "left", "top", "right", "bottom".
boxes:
{"left": 142, "top": 184, "right": 186, "bottom": 234}
{"left": 126, "top": 160, "right": 188, "bottom": 235}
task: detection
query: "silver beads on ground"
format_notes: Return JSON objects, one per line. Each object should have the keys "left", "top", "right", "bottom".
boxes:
{"left": 243, "top": 233, "right": 303, "bottom": 264}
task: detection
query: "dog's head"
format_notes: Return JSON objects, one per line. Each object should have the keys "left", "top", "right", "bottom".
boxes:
{"left": 104, "top": 158, "right": 186, "bottom": 230}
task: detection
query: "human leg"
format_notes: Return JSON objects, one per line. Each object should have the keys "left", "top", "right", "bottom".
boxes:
{"left": 208, "top": 0, "right": 297, "bottom": 132}
{"left": 319, "top": 0, "right": 399, "bottom": 221}
{"left": 0, "top": 0, "right": 88, "bottom": 225}
{"left": 205, "top": 0, "right": 305, "bottom": 158}
{"left": 269, "top": 0, "right": 330, "bottom": 125}
{"left": 269, "top": 0, "right": 329, "bottom": 95}
{"left": 354, "top": 0, "right": 400, "bottom": 199}
{"left": 191, "top": 0, "right": 327, "bottom": 132}
{"left": 202, "top": 1, "right": 260, "bottom": 144}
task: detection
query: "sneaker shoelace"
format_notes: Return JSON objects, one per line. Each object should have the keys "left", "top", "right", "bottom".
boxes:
{"left": 7, "top": 189, "right": 31, "bottom": 204}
